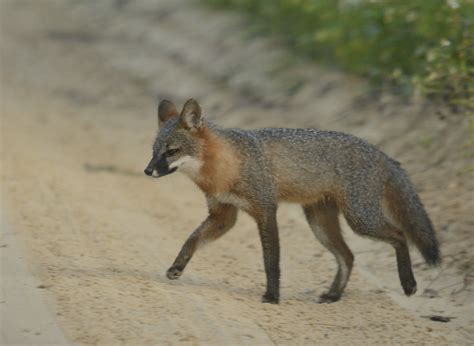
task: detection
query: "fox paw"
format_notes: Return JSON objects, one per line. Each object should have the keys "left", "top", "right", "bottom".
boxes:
{"left": 318, "top": 292, "right": 341, "bottom": 304}
{"left": 166, "top": 266, "right": 183, "bottom": 280}
{"left": 261, "top": 292, "right": 279, "bottom": 304}
{"left": 402, "top": 281, "right": 417, "bottom": 296}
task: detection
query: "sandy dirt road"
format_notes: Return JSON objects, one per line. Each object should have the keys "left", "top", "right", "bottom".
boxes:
{"left": 1, "top": 0, "right": 472, "bottom": 344}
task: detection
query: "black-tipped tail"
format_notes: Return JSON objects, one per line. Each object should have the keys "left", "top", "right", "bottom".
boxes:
{"left": 387, "top": 168, "right": 442, "bottom": 267}
{"left": 401, "top": 193, "right": 441, "bottom": 267}
{"left": 416, "top": 227, "right": 442, "bottom": 267}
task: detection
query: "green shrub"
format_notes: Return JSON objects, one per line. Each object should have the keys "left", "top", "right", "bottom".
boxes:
{"left": 205, "top": 0, "right": 473, "bottom": 110}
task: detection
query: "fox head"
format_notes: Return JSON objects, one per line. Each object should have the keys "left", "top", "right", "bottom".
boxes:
{"left": 144, "top": 99, "right": 206, "bottom": 179}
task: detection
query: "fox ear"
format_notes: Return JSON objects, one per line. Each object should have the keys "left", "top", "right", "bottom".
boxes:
{"left": 158, "top": 100, "right": 178, "bottom": 127}
{"left": 180, "top": 99, "right": 203, "bottom": 131}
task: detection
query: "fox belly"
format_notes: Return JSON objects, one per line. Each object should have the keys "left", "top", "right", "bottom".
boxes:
{"left": 214, "top": 192, "right": 250, "bottom": 209}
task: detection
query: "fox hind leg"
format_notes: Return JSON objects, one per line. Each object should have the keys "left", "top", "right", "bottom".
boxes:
{"left": 303, "top": 201, "right": 354, "bottom": 303}
{"left": 342, "top": 197, "right": 417, "bottom": 296}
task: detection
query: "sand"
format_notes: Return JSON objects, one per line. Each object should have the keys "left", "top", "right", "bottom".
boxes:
{"left": 1, "top": 0, "right": 472, "bottom": 344}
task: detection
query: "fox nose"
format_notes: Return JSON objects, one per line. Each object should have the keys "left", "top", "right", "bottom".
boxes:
{"left": 144, "top": 167, "right": 154, "bottom": 176}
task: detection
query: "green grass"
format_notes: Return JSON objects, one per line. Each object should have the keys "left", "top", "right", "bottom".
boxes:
{"left": 204, "top": 0, "right": 474, "bottom": 111}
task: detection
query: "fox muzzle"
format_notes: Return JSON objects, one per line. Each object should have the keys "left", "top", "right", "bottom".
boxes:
{"left": 144, "top": 164, "right": 154, "bottom": 176}
{"left": 144, "top": 155, "right": 177, "bottom": 178}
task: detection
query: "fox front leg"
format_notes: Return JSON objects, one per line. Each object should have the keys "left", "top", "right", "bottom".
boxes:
{"left": 254, "top": 208, "right": 280, "bottom": 304}
{"left": 166, "top": 203, "right": 238, "bottom": 280}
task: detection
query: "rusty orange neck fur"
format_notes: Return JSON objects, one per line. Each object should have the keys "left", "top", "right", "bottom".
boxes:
{"left": 192, "top": 127, "right": 241, "bottom": 195}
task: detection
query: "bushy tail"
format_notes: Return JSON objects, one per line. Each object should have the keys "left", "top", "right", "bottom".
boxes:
{"left": 386, "top": 164, "right": 441, "bottom": 266}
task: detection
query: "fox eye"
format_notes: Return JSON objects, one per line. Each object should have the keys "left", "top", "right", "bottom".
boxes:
{"left": 166, "top": 148, "right": 180, "bottom": 157}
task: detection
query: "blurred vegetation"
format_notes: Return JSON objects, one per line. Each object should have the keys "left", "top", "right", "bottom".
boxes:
{"left": 205, "top": 0, "right": 474, "bottom": 112}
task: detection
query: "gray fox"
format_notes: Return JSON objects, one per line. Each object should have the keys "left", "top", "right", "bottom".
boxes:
{"left": 145, "top": 99, "right": 441, "bottom": 304}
